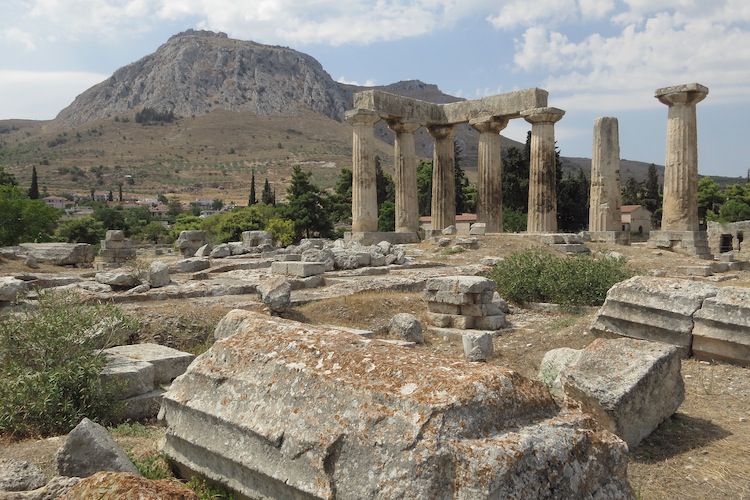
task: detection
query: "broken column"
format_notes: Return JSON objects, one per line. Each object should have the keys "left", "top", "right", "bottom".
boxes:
{"left": 388, "top": 119, "right": 421, "bottom": 233}
{"left": 175, "top": 230, "right": 206, "bottom": 257}
{"left": 648, "top": 83, "right": 711, "bottom": 258}
{"left": 423, "top": 276, "right": 506, "bottom": 331}
{"left": 428, "top": 124, "right": 456, "bottom": 232}
{"left": 346, "top": 109, "right": 380, "bottom": 233}
{"left": 522, "top": 107, "right": 565, "bottom": 233}
{"left": 588, "top": 117, "right": 629, "bottom": 244}
{"left": 471, "top": 117, "right": 509, "bottom": 233}
{"left": 97, "top": 230, "right": 136, "bottom": 269}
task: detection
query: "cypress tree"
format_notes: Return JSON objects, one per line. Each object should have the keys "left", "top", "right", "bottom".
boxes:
{"left": 28, "top": 166, "right": 39, "bottom": 199}
{"left": 249, "top": 169, "right": 257, "bottom": 205}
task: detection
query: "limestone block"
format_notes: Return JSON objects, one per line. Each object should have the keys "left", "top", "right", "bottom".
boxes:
{"left": 148, "top": 261, "right": 171, "bottom": 288}
{"left": 675, "top": 265, "right": 713, "bottom": 277}
{"left": 271, "top": 261, "right": 325, "bottom": 277}
{"left": 452, "top": 315, "right": 475, "bottom": 329}
{"left": 194, "top": 244, "right": 212, "bottom": 257}
{"left": 426, "top": 312, "right": 452, "bottom": 328}
{"left": 169, "top": 258, "right": 211, "bottom": 274}
{"left": 124, "top": 283, "right": 151, "bottom": 295}
{"left": 709, "top": 262, "right": 730, "bottom": 273}
{"left": 104, "top": 344, "right": 194, "bottom": 386}
{"left": 228, "top": 242, "right": 248, "bottom": 255}
{"left": 242, "top": 230, "right": 273, "bottom": 248}
{"left": 376, "top": 240, "right": 392, "bottom": 255}
{"left": 461, "top": 302, "right": 503, "bottom": 317}
{"left": 118, "top": 389, "right": 167, "bottom": 423}
{"left": 425, "top": 276, "right": 497, "bottom": 294}
{"left": 56, "top": 418, "right": 140, "bottom": 478}
{"left": 388, "top": 313, "right": 424, "bottom": 344}
{"left": 160, "top": 311, "right": 632, "bottom": 499}
{"left": 258, "top": 276, "right": 292, "bottom": 313}
{"left": 591, "top": 276, "right": 718, "bottom": 354}
{"left": 210, "top": 243, "right": 231, "bottom": 258}
{"left": 0, "top": 458, "right": 46, "bottom": 492}
{"left": 462, "top": 332, "right": 494, "bottom": 361}
{"left": 100, "top": 354, "right": 155, "bottom": 398}
{"left": 368, "top": 253, "right": 386, "bottom": 267}
{"left": 302, "top": 248, "right": 335, "bottom": 271}
{"left": 18, "top": 242, "right": 94, "bottom": 265}
{"left": 355, "top": 252, "right": 371, "bottom": 266}
{"left": 469, "top": 223, "right": 486, "bottom": 235}
{"left": 474, "top": 314, "right": 507, "bottom": 331}
{"left": 693, "top": 286, "right": 750, "bottom": 366}
{"left": 0, "top": 276, "right": 26, "bottom": 302}
{"left": 454, "top": 237, "right": 479, "bottom": 249}
{"left": 561, "top": 338, "right": 684, "bottom": 449}
{"left": 539, "top": 234, "right": 565, "bottom": 244}
{"left": 442, "top": 225, "right": 457, "bottom": 235}
{"left": 427, "top": 302, "right": 462, "bottom": 315}
{"left": 95, "top": 269, "right": 140, "bottom": 288}
{"left": 422, "top": 290, "right": 474, "bottom": 305}
{"left": 538, "top": 347, "right": 584, "bottom": 400}
{"left": 101, "top": 239, "right": 126, "bottom": 250}
{"left": 106, "top": 230, "right": 126, "bottom": 241}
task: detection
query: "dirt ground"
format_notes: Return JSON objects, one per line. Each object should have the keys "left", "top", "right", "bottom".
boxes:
{"left": 2, "top": 234, "right": 750, "bottom": 498}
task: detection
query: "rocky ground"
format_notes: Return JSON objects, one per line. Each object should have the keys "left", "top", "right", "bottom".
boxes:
{"left": 1, "top": 234, "right": 749, "bottom": 498}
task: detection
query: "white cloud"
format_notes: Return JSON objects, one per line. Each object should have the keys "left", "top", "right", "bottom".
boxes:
{"left": 0, "top": 70, "right": 108, "bottom": 120}
{"left": 337, "top": 76, "right": 376, "bottom": 87}
{"left": 3, "top": 27, "right": 36, "bottom": 50}
{"left": 487, "top": 0, "right": 578, "bottom": 29}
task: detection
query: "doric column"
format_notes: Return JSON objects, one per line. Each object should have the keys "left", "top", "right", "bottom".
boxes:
{"left": 471, "top": 117, "right": 509, "bottom": 233}
{"left": 521, "top": 107, "right": 565, "bottom": 233}
{"left": 428, "top": 124, "right": 456, "bottom": 231}
{"left": 589, "top": 117, "right": 621, "bottom": 231}
{"left": 387, "top": 119, "right": 421, "bottom": 233}
{"left": 345, "top": 109, "right": 380, "bottom": 232}
{"left": 655, "top": 83, "right": 708, "bottom": 232}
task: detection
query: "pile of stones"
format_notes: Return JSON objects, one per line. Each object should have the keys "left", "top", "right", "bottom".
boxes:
{"left": 424, "top": 276, "right": 506, "bottom": 331}
{"left": 97, "top": 230, "right": 136, "bottom": 269}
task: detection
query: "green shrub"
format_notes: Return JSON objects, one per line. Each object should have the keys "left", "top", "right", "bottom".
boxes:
{"left": 186, "top": 477, "right": 235, "bottom": 499}
{"left": 131, "top": 453, "right": 173, "bottom": 480}
{"left": 0, "top": 291, "right": 138, "bottom": 437}
{"left": 487, "top": 248, "right": 635, "bottom": 307}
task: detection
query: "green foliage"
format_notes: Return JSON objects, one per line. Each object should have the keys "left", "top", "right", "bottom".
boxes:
{"left": 28, "top": 166, "right": 39, "bottom": 199}
{"left": 135, "top": 107, "right": 175, "bottom": 124}
{"left": 502, "top": 208, "right": 527, "bottom": 232}
{"left": 718, "top": 199, "right": 750, "bottom": 223}
{"left": 502, "top": 141, "right": 530, "bottom": 213}
{"left": 0, "top": 290, "right": 138, "bottom": 437}
{"left": 168, "top": 214, "right": 203, "bottom": 241}
{"left": 92, "top": 204, "right": 127, "bottom": 231}
{"left": 0, "top": 166, "right": 18, "bottom": 187}
{"left": 55, "top": 217, "right": 106, "bottom": 244}
{"left": 249, "top": 170, "right": 257, "bottom": 205}
{"left": 0, "top": 186, "right": 60, "bottom": 246}
{"left": 282, "top": 165, "right": 333, "bottom": 240}
{"left": 266, "top": 217, "right": 295, "bottom": 247}
{"left": 131, "top": 454, "right": 172, "bottom": 480}
{"left": 417, "top": 160, "right": 432, "bottom": 216}
{"left": 328, "top": 167, "right": 352, "bottom": 223}
{"left": 261, "top": 178, "right": 274, "bottom": 205}
{"left": 210, "top": 204, "right": 274, "bottom": 243}
{"left": 377, "top": 200, "right": 396, "bottom": 232}
{"left": 487, "top": 248, "right": 635, "bottom": 307}
{"left": 139, "top": 221, "right": 169, "bottom": 243}
{"left": 557, "top": 169, "right": 589, "bottom": 232}
{"left": 186, "top": 477, "right": 235, "bottom": 499}
{"left": 375, "top": 156, "right": 395, "bottom": 209}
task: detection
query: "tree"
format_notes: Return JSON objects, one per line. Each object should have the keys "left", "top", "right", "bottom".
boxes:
{"left": 167, "top": 197, "right": 183, "bottom": 217}
{"left": 502, "top": 144, "right": 530, "bottom": 213}
{"left": 28, "top": 166, "right": 39, "bottom": 199}
{"left": 261, "top": 178, "right": 274, "bottom": 205}
{"left": 211, "top": 198, "right": 224, "bottom": 211}
{"left": 282, "top": 165, "right": 333, "bottom": 240}
{"left": 0, "top": 186, "right": 60, "bottom": 246}
{"left": 377, "top": 201, "right": 396, "bottom": 231}
{"left": 557, "top": 169, "right": 590, "bottom": 232}
{"left": 92, "top": 205, "right": 126, "bottom": 231}
{"left": 642, "top": 164, "right": 661, "bottom": 214}
{"left": 0, "top": 166, "right": 17, "bottom": 187}
{"left": 718, "top": 199, "right": 750, "bottom": 223}
{"left": 55, "top": 217, "right": 105, "bottom": 244}
{"left": 117, "top": 182, "right": 123, "bottom": 202}
{"left": 454, "top": 141, "right": 469, "bottom": 214}
{"left": 375, "top": 156, "right": 395, "bottom": 209}
{"left": 329, "top": 167, "right": 353, "bottom": 223}
{"left": 621, "top": 177, "right": 643, "bottom": 206}
{"left": 209, "top": 203, "right": 277, "bottom": 243}
{"left": 249, "top": 170, "right": 257, "bottom": 206}
{"left": 417, "top": 160, "right": 432, "bottom": 216}
{"left": 697, "top": 177, "right": 723, "bottom": 220}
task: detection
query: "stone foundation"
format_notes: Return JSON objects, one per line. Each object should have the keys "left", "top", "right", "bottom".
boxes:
{"left": 646, "top": 230, "right": 712, "bottom": 259}
{"left": 344, "top": 231, "right": 421, "bottom": 246}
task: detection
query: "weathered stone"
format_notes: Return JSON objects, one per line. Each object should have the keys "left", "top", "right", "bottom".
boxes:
{"left": 160, "top": 311, "right": 633, "bottom": 499}
{"left": 174, "top": 230, "right": 206, "bottom": 257}
{"left": 194, "top": 243, "right": 213, "bottom": 257}
{"left": 271, "top": 261, "right": 325, "bottom": 277}
{"left": 461, "top": 302, "right": 502, "bottom": 317}
{"left": 427, "top": 302, "right": 462, "bottom": 314}
{"left": 56, "top": 418, "right": 140, "bottom": 478}
{"left": 589, "top": 117, "right": 622, "bottom": 232}
{"left": 423, "top": 290, "right": 473, "bottom": 305}
{"left": 0, "top": 459, "right": 46, "bottom": 492}
{"left": 590, "top": 276, "right": 718, "bottom": 354}
{"left": 474, "top": 314, "right": 506, "bottom": 331}
{"left": 24, "top": 254, "right": 39, "bottom": 269}
{"left": 95, "top": 269, "right": 140, "bottom": 288}
{"left": 119, "top": 389, "right": 167, "bottom": 422}
{"left": 0, "top": 276, "right": 25, "bottom": 302}
{"left": 209, "top": 243, "right": 231, "bottom": 258}
{"left": 124, "top": 283, "right": 151, "bottom": 294}
{"left": 388, "top": 313, "right": 424, "bottom": 343}
{"left": 169, "top": 257, "right": 210, "bottom": 274}
{"left": 63, "top": 471, "right": 198, "bottom": 500}
{"left": 693, "top": 286, "right": 750, "bottom": 366}
{"left": 441, "top": 224, "right": 457, "bottom": 235}
{"left": 425, "top": 275, "right": 496, "bottom": 294}
{"left": 106, "top": 230, "right": 125, "bottom": 241}
{"left": 148, "top": 261, "right": 171, "bottom": 288}
{"left": 469, "top": 222, "right": 487, "bottom": 235}
{"left": 538, "top": 347, "right": 584, "bottom": 400}
{"left": 18, "top": 243, "right": 94, "bottom": 265}
{"left": 103, "top": 343, "right": 194, "bottom": 386}
{"left": 675, "top": 265, "right": 712, "bottom": 277}
{"left": 454, "top": 237, "right": 479, "bottom": 249}
{"left": 100, "top": 354, "right": 155, "bottom": 398}
{"left": 560, "top": 338, "right": 684, "bottom": 449}
{"left": 462, "top": 331, "right": 494, "bottom": 361}
{"left": 228, "top": 241, "right": 248, "bottom": 255}
{"left": 302, "top": 248, "right": 335, "bottom": 271}
{"left": 258, "top": 276, "right": 292, "bottom": 313}
{"left": 426, "top": 312, "right": 452, "bottom": 328}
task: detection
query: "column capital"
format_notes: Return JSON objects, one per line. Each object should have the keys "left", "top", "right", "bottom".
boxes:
{"left": 345, "top": 108, "right": 380, "bottom": 126}
{"left": 427, "top": 123, "right": 456, "bottom": 140}
{"left": 469, "top": 116, "right": 509, "bottom": 134}
{"left": 521, "top": 107, "right": 565, "bottom": 124}
{"left": 655, "top": 83, "right": 708, "bottom": 107}
{"left": 386, "top": 119, "right": 421, "bottom": 134}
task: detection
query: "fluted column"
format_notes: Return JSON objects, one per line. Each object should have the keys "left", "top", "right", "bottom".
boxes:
{"left": 345, "top": 109, "right": 380, "bottom": 232}
{"left": 471, "top": 117, "right": 509, "bottom": 233}
{"left": 589, "top": 117, "right": 621, "bottom": 231}
{"left": 656, "top": 83, "right": 708, "bottom": 232}
{"left": 428, "top": 124, "right": 456, "bottom": 231}
{"left": 522, "top": 107, "right": 565, "bottom": 233}
{"left": 387, "top": 119, "right": 421, "bottom": 233}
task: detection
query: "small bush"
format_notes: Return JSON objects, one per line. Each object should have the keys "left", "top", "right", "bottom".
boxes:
{"left": 487, "top": 248, "right": 635, "bottom": 307}
{"left": 186, "top": 477, "right": 235, "bottom": 499}
{"left": 0, "top": 290, "right": 138, "bottom": 437}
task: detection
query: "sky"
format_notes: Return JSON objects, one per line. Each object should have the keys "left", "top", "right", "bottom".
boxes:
{"left": 1, "top": 0, "right": 749, "bottom": 178}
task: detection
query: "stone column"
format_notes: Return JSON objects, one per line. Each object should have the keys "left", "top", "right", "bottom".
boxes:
{"left": 387, "top": 119, "right": 421, "bottom": 233}
{"left": 428, "top": 124, "right": 456, "bottom": 231}
{"left": 522, "top": 107, "right": 565, "bottom": 233}
{"left": 471, "top": 117, "right": 509, "bottom": 233}
{"left": 656, "top": 83, "right": 708, "bottom": 232}
{"left": 346, "top": 109, "right": 380, "bottom": 232}
{"left": 589, "top": 117, "right": 621, "bottom": 232}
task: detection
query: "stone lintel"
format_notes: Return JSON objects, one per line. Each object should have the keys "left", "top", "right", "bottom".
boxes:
{"left": 654, "top": 83, "right": 709, "bottom": 99}
{"left": 352, "top": 88, "right": 549, "bottom": 126}
{"left": 345, "top": 107, "right": 381, "bottom": 125}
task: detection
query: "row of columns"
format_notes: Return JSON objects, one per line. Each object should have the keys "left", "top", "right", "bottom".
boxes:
{"left": 346, "top": 107, "right": 565, "bottom": 234}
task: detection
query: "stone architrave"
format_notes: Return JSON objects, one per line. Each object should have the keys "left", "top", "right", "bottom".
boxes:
{"left": 589, "top": 117, "right": 621, "bottom": 232}
{"left": 655, "top": 83, "right": 708, "bottom": 232}
{"left": 428, "top": 124, "right": 456, "bottom": 231}
{"left": 471, "top": 117, "right": 509, "bottom": 233}
{"left": 387, "top": 119, "right": 421, "bottom": 233}
{"left": 346, "top": 109, "right": 381, "bottom": 232}
{"left": 522, "top": 107, "right": 565, "bottom": 233}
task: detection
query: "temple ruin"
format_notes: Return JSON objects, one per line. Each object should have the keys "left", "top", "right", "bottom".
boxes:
{"left": 345, "top": 89, "right": 564, "bottom": 241}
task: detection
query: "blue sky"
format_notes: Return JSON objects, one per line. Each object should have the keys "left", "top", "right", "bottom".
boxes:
{"left": 1, "top": 1, "right": 749, "bottom": 178}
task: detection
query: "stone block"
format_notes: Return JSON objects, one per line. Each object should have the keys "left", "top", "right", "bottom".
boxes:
{"left": 469, "top": 223, "right": 486, "bottom": 235}
{"left": 461, "top": 302, "right": 503, "bottom": 317}
{"left": 388, "top": 313, "right": 424, "bottom": 344}
{"left": 118, "top": 389, "right": 167, "bottom": 423}
{"left": 427, "top": 302, "right": 462, "bottom": 315}
{"left": 194, "top": 244, "right": 212, "bottom": 257}
{"left": 169, "top": 258, "right": 211, "bottom": 274}
{"left": 160, "top": 311, "right": 632, "bottom": 499}
{"left": 591, "top": 276, "right": 718, "bottom": 354}
{"left": 105, "top": 230, "right": 126, "bottom": 241}
{"left": 148, "top": 261, "right": 171, "bottom": 288}
{"left": 454, "top": 237, "right": 479, "bottom": 249}
{"left": 103, "top": 344, "right": 195, "bottom": 386}
{"left": 462, "top": 332, "right": 494, "bottom": 361}
{"left": 561, "top": 338, "right": 684, "bottom": 449}
{"left": 56, "top": 418, "right": 140, "bottom": 478}
{"left": 709, "top": 262, "right": 730, "bottom": 273}
{"left": 0, "top": 277, "right": 26, "bottom": 302}
{"left": 538, "top": 348, "right": 584, "bottom": 400}
{"left": 95, "top": 269, "right": 140, "bottom": 288}
{"left": 210, "top": 243, "right": 231, "bottom": 258}
{"left": 675, "top": 265, "right": 713, "bottom": 277}
{"left": 258, "top": 276, "right": 292, "bottom": 313}
{"left": 474, "top": 314, "right": 506, "bottom": 331}
{"left": 426, "top": 312, "right": 452, "bottom": 328}
{"left": 452, "top": 314, "right": 475, "bottom": 329}
{"left": 0, "top": 458, "right": 46, "bottom": 492}
{"left": 424, "top": 275, "right": 496, "bottom": 294}
{"left": 100, "top": 354, "right": 154, "bottom": 398}
{"left": 18, "top": 243, "right": 94, "bottom": 265}
{"left": 422, "top": 290, "right": 474, "bottom": 305}
{"left": 271, "top": 261, "right": 325, "bottom": 277}
{"left": 692, "top": 286, "right": 750, "bottom": 366}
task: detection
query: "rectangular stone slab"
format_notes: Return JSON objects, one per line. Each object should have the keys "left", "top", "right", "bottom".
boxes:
{"left": 693, "top": 287, "right": 750, "bottom": 366}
